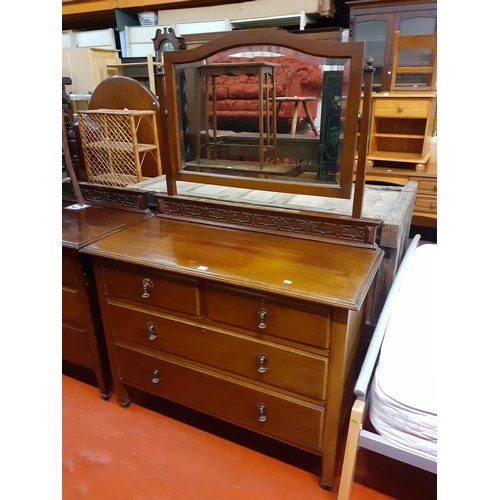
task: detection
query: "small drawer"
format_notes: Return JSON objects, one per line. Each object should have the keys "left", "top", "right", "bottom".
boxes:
{"left": 115, "top": 345, "right": 325, "bottom": 453}
{"left": 62, "top": 287, "right": 85, "bottom": 327}
{"left": 373, "top": 98, "right": 431, "bottom": 119}
{"left": 99, "top": 260, "right": 200, "bottom": 316}
{"left": 409, "top": 176, "right": 437, "bottom": 195}
{"left": 206, "top": 284, "right": 331, "bottom": 349}
{"left": 62, "top": 253, "right": 78, "bottom": 287}
{"left": 414, "top": 194, "right": 437, "bottom": 214}
{"left": 108, "top": 303, "right": 328, "bottom": 400}
{"left": 62, "top": 324, "right": 91, "bottom": 368}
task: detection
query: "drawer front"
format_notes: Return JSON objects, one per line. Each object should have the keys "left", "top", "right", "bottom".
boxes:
{"left": 373, "top": 98, "right": 431, "bottom": 119}
{"left": 108, "top": 303, "right": 328, "bottom": 400}
{"left": 100, "top": 261, "right": 201, "bottom": 316}
{"left": 414, "top": 194, "right": 437, "bottom": 214}
{"left": 206, "top": 284, "right": 331, "bottom": 349}
{"left": 62, "top": 287, "right": 85, "bottom": 326}
{"left": 409, "top": 176, "right": 437, "bottom": 195}
{"left": 115, "top": 345, "right": 325, "bottom": 453}
{"left": 62, "top": 324, "right": 91, "bottom": 367}
{"left": 62, "top": 253, "right": 78, "bottom": 287}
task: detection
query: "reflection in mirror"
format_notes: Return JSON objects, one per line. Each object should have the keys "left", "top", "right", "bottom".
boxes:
{"left": 162, "top": 30, "right": 366, "bottom": 200}
{"left": 175, "top": 47, "right": 350, "bottom": 186}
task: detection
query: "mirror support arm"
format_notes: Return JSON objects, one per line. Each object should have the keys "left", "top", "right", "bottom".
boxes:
{"left": 352, "top": 57, "right": 374, "bottom": 219}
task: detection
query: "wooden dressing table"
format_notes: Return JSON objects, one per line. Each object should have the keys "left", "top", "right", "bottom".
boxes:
{"left": 83, "top": 214, "right": 383, "bottom": 488}
{"left": 76, "top": 29, "right": 388, "bottom": 491}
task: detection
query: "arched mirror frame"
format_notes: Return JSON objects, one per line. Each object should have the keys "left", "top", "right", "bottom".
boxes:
{"left": 160, "top": 29, "right": 371, "bottom": 206}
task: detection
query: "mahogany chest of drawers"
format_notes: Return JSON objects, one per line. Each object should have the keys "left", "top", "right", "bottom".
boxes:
{"left": 62, "top": 201, "right": 153, "bottom": 398}
{"left": 83, "top": 216, "right": 383, "bottom": 488}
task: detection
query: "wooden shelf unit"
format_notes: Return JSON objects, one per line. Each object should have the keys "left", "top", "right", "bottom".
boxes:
{"left": 368, "top": 92, "right": 436, "bottom": 171}
{"left": 78, "top": 109, "right": 162, "bottom": 187}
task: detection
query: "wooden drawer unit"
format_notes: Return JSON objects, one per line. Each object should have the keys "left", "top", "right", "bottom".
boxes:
{"left": 368, "top": 92, "right": 436, "bottom": 170}
{"left": 62, "top": 201, "right": 153, "bottom": 399}
{"left": 99, "top": 260, "right": 201, "bottom": 317}
{"left": 409, "top": 175, "right": 437, "bottom": 215}
{"left": 206, "top": 283, "right": 331, "bottom": 349}
{"left": 108, "top": 302, "right": 328, "bottom": 400}
{"left": 84, "top": 216, "right": 384, "bottom": 489}
{"left": 114, "top": 344, "right": 325, "bottom": 453}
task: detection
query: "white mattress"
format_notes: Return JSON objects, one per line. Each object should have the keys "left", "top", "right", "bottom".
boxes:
{"left": 369, "top": 243, "right": 437, "bottom": 461}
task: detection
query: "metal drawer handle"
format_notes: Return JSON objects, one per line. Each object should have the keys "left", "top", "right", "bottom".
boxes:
{"left": 152, "top": 369, "right": 160, "bottom": 384}
{"left": 257, "top": 307, "right": 268, "bottom": 330}
{"left": 148, "top": 322, "right": 157, "bottom": 341}
{"left": 258, "top": 353, "right": 268, "bottom": 373}
{"left": 258, "top": 403, "right": 267, "bottom": 422}
{"left": 142, "top": 278, "right": 153, "bottom": 298}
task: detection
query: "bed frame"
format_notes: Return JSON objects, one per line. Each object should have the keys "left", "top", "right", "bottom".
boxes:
{"left": 337, "top": 234, "right": 437, "bottom": 499}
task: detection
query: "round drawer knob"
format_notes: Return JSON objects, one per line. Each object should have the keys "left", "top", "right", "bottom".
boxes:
{"left": 257, "top": 307, "right": 268, "bottom": 330}
{"left": 433, "top": 185, "right": 437, "bottom": 192}
{"left": 148, "top": 321, "right": 157, "bottom": 341}
{"left": 257, "top": 353, "right": 268, "bottom": 373}
{"left": 258, "top": 403, "right": 267, "bottom": 422}
{"left": 397, "top": 105, "right": 404, "bottom": 112}
{"left": 431, "top": 203, "right": 436, "bottom": 209}
{"left": 142, "top": 278, "right": 153, "bottom": 299}
{"left": 152, "top": 369, "right": 160, "bottom": 384}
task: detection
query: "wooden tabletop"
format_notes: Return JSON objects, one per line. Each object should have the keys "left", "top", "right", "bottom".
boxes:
{"left": 82, "top": 217, "right": 383, "bottom": 310}
{"left": 275, "top": 96, "right": 316, "bottom": 102}
{"left": 62, "top": 202, "right": 153, "bottom": 250}
{"left": 199, "top": 61, "right": 280, "bottom": 76}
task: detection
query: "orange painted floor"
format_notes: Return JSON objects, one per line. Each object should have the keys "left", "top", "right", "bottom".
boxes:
{"left": 62, "top": 372, "right": 437, "bottom": 499}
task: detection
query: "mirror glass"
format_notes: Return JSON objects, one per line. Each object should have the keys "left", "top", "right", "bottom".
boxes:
{"left": 165, "top": 36, "right": 364, "bottom": 199}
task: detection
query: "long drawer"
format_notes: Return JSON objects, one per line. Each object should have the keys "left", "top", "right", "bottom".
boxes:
{"left": 62, "top": 324, "right": 91, "bottom": 367}
{"left": 206, "top": 283, "right": 331, "bottom": 349}
{"left": 115, "top": 344, "right": 325, "bottom": 453}
{"left": 373, "top": 97, "right": 431, "bottom": 119}
{"left": 62, "top": 287, "right": 85, "bottom": 327}
{"left": 99, "top": 260, "right": 201, "bottom": 316}
{"left": 108, "top": 302, "right": 328, "bottom": 400}
{"left": 409, "top": 176, "right": 437, "bottom": 195}
{"left": 414, "top": 194, "right": 437, "bottom": 214}
{"left": 62, "top": 254, "right": 78, "bottom": 287}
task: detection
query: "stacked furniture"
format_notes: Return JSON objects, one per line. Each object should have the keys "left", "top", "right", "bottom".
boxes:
{"left": 349, "top": 0, "right": 437, "bottom": 227}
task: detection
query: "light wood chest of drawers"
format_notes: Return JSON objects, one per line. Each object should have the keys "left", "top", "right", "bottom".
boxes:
{"left": 83, "top": 217, "right": 383, "bottom": 488}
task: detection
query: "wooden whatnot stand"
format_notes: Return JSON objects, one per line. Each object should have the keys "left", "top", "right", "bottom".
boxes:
{"left": 78, "top": 109, "right": 162, "bottom": 187}
{"left": 196, "top": 62, "right": 278, "bottom": 168}
{"left": 367, "top": 92, "right": 436, "bottom": 172}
